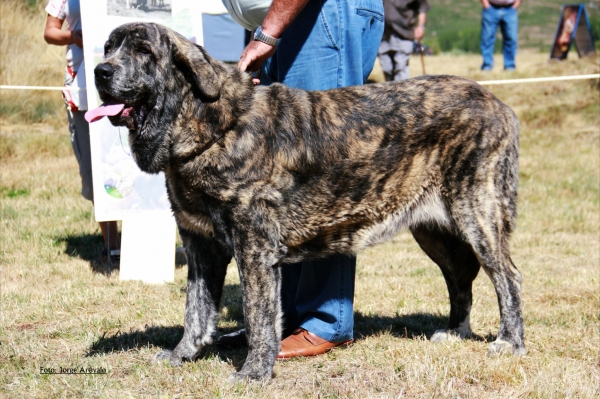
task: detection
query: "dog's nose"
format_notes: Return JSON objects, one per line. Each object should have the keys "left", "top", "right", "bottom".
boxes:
{"left": 95, "top": 63, "right": 114, "bottom": 82}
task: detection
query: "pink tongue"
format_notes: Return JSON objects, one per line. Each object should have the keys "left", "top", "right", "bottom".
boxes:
{"left": 84, "top": 103, "right": 125, "bottom": 123}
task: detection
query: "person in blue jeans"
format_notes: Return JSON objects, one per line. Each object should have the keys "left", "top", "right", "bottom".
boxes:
{"left": 219, "top": 0, "right": 383, "bottom": 358}
{"left": 480, "top": 0, "right": 520, "bottom": 71}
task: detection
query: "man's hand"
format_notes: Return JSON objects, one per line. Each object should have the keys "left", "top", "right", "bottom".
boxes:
{"left": 72, "top": 30, "right": 83, "bottom": 48}
{"left": 481, "top": 0, "right": 491, "bottom": 9}
{"left": 237, "top": 39, "right": 277, "bottom": 75}
{"left": 512, "top": 0, "right": 521, "bottom": 9}
{"left": 414, "top": 26, "right": 425, "bottom": 41}
{"left": 414, "top": 12, "right": 427, "bottom": 41}
{"left": 235, "top": 0, "right": 310, "bottom": 84}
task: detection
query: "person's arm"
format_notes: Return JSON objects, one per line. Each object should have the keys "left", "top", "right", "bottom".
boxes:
{"left": 414, "top": 12, "right": 427, "bottom": 41}
{"left": 44, "top": 14, "right": 82, "bottom": 48}
{"left": 480, "top": 0, "right": 491, "bottom": 9}
{"left": 512, "top": 0, "right": 521, "bottom": 9}
{"left": 237, "top": 0, "right": 310, "bottom": 75}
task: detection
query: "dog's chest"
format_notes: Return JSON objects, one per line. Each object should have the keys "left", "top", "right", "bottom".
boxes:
{"left": 165, "top": 172, "right": 219, "bottom": 239}
{"left": 174, "top": 208, "right": 216, "bottom": 238}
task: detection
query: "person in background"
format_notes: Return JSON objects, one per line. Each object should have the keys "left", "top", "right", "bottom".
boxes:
{"left": 219, "top": 0, "right": 383, "bottom": 358}
{"left": 378, "top": 0, "right": 430, "bottom": 81}
{"left": 44, "top": 0, "right": 120, "bottom": 264}
{"left": 480, "top": 0, "right": 521, "bottom": 71}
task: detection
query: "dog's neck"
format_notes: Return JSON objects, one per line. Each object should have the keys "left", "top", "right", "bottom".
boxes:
{"left": 170, "top": 61, "right": 255, "bottom": 161}
{"left": 205, "top": 61, "right": 255, "bottom": 127}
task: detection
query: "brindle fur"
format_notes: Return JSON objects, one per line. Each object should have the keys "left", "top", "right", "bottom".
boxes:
{"left": 94, "top": 22, "right": 525, "bottom": 381}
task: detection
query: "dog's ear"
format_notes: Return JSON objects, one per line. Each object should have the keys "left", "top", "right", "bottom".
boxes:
{"left": 171, "top": 34, "right": 221, "bottom": 101}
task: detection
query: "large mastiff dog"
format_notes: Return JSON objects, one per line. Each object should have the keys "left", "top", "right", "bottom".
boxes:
{"left": 91, "top": 22, "right": 524, "bottom": 380}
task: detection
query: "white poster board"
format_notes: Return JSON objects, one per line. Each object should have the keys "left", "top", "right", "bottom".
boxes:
{"left": 80, "top": 0, "right": 226, "bottom": 282}
{"left": 81, "top": 0, "right": 206, "bottom": 222}
{"left": 119, "top": 212, "right": 177, "bottom": 283}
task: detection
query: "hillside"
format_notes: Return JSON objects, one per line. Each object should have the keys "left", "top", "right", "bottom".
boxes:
{"left": 423, "top": 0, "right": 600, "bottom": 53}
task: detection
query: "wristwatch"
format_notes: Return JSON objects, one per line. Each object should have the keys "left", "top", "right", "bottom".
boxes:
{"left": 253, "top": 26, "right": 281, "bottom": 47}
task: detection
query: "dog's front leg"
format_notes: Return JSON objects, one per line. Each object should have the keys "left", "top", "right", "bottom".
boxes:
{"left": 154, "top": 230, "right": 231, "bottom": 366}
{"left": 228, "top": 219, "right": 286, "bottom": 381}
{"left": 229, "top": 258, "right": 282, "bottom": 382}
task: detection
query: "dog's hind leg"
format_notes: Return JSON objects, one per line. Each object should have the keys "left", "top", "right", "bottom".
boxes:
{"left": 410, "top": 224, "right": 481, "bottom": 342}
{"left": 453, "top": 209, "right": 525, "bottom": 356}
{"left": 154, "top": 230, "right": 231, "bottom": 366}
{"left": 478, "top": 241, "right": 525, "bottom": 355}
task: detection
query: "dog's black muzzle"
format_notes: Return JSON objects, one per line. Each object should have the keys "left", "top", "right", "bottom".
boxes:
{"left": 94, "top": 63, "right": 115, "bottom": 88}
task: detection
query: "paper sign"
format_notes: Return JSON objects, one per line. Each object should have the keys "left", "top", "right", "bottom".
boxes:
{"left": 119, "top": 212, "right": 176, "bottom": 283}
{"left": 79, "top": 1, "right": 238, "bottom": 283}
{"left": 80, "top": 0, "right": 205, "bottom": 222}
{"left": 550, "top": 4, "right": 596, "bottom": 60}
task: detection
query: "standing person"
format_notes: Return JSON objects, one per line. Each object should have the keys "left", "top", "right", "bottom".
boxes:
{"left": 219, "top": 0, "right": 384, "bottom": 358}
{"left": 480, "top": 0, "right": 521, "bottom": 71}
{"left": 44, "top": 0, "right": 120, "bottom": 264}
{"left": 378, "top": 0, "right": 430, "bottom": 82}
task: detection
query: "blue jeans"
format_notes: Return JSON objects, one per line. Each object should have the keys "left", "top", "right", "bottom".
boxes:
{"left": 261, "top": 0, "right": 383, "bottom": 343}
{"left": 480, "top": 5, "right": 518, "bottom": 70}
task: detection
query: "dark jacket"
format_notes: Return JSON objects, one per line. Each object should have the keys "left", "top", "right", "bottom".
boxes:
{"left": 383, "top": 0, "right": 430, "bottom": 41}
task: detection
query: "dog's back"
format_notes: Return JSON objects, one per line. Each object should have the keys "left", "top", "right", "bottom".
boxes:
{"left": 242, "top": 76, "right": 519, "bottom": 261}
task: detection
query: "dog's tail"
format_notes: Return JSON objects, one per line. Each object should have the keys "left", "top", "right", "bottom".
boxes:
{"left": 500, "top": 107, "right": 520, "bottom": 236}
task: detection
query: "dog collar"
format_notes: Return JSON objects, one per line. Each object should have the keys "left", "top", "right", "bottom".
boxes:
{"left": 253, "top": 26, "right": 281, "bottom": 47}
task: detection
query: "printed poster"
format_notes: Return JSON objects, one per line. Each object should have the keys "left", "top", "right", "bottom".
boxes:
{"left": 550, "top": 4, "right": 596, "bottom": 60}
{"left": 80, "top": 0, "right": 227, "bottom": 222}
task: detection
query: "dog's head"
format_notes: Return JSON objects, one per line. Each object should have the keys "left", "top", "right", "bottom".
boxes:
{"left": 92, "top": 22, "right": 222, "bottom": 172}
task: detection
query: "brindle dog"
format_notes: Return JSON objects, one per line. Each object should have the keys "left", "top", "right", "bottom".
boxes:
{"left": 93, "top": 22, "right": 524, "bottom": 381}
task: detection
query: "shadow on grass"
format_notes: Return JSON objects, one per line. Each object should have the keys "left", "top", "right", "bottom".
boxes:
{"left": 86, "top": 283, "right": 248, "bottom": 370}
{"left": 353, "top": 311, "right": 496, "bottom": 343}
{"left": 86, "top": 323, "right": 249, "bottom": 371}
{"left": 87, "top": 324, "right": 184, "bottom": 357}
{"left": 56, "top": 233, "right": 105, "bottom": 262}
{"left": 85, "top": 283, "right": 494, "bottom": 371}
{"left": 55, "top": 232, "right": 188, "bottom": 276}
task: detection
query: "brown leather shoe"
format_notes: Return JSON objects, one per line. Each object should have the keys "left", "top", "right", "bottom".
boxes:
{"left": 276, "top": 328, "right": 353, "bottom": 360}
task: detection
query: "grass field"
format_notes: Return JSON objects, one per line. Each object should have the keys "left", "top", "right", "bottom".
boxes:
{"left": 1, "top": 1, "right": 600, "bottom": 398}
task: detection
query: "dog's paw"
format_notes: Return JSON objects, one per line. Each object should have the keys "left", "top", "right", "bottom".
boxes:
{"left": 153, "top": 349, "right": 184, "bottom": 367}
{"left": 226, "top": 371, "right": 273, "bottom": 384}
{"left": 488, "top": 339, "right": 526, "bottom": 356}
{"left": 430, "top": 328, "right": 469, "bottom": 342}
{"left": 226, "top": 372, "right": 249, "bottom": 384}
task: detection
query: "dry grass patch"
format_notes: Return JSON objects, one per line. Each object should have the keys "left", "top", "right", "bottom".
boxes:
{"left": 0, "top": 0, "right": 66, "bottom": 125}
{"left": 1, "top": 46, "right": 599, "bottom": 399}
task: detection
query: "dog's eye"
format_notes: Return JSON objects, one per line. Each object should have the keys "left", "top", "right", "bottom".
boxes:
{"left": 137, "top": 46, "right": 152, "bottom": 55}
{"left": 104, "top": 43, "right": 112, "bottom": 55}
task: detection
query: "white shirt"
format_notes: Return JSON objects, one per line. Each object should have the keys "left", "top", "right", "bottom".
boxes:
{"left": 221, "top": 0, "right": 272, "bottom": 31}
{"left": 46, "top": 0, "right": 84, "bottom": 73}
